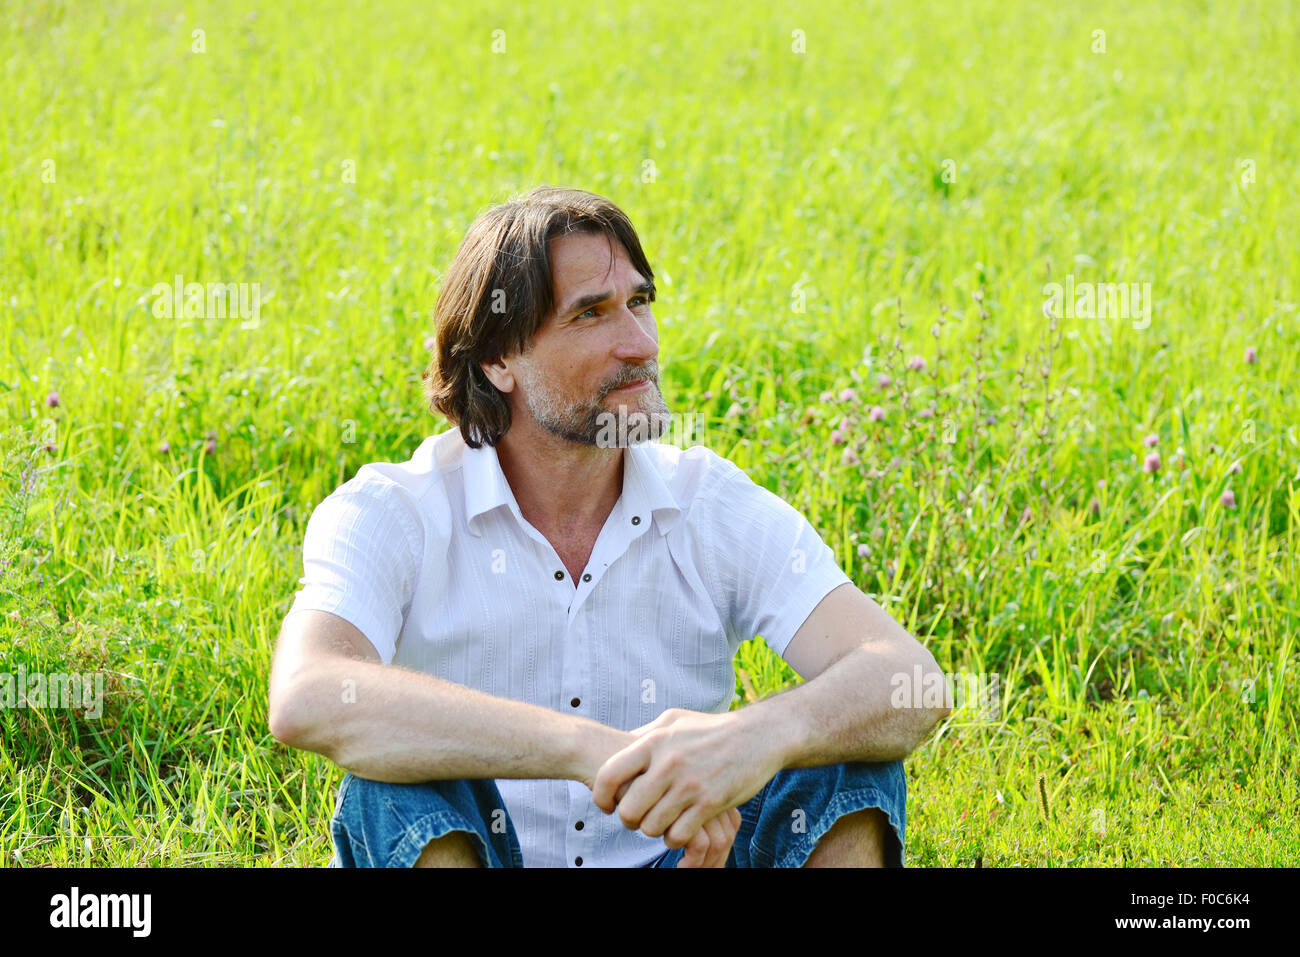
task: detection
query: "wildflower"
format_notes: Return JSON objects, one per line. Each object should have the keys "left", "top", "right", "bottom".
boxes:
{"left": 830, "top": 429, "right": 847, "bottom": 445}
{"left": 918, "top": 406, "right": 934, "bottom": 419}
{"left": 877, "top": 373, "right": 892, "bottom": 388}
{"left": 1097, "top": 478, "right": 1106, "bottom": 490}
{"left": 159, "top": 440, "right": 171, "bottom": 453}
{"left": 1220, "top": 489, "right": 1236, "bottom": 509}
{"left": 819, "top": 391, "right": 834, "bottom": 403}
{"left": 907, "top": 356, "right": 926, "bottom": 371}
{"left": 423, "top": 335, "right": 437, "bottom": 351}
{"left": 46, "top": 391, "right": 60, "bottom": 408}
{"left": 856, "top": 544, "right": 870, "bottom": 559}
{"left": 43, "top": 440, "right": 57, "bottom": 454}
{"left": 702, "top": 391, "right": 713, "bottom": 401}
{"left": 1244, "top": 345, "right": 1257, "bottom": 364}
{"left": 841, "top": 448, "right": 860, "bottom": 466}
{"left": 204, "top": 430, "right": 218, "bottom": 454}
{"left": 1228, "top": 460, "right": 1242, "bottom": 474}
{"left": 1144, "top": 451, "right": 1161, "bottom": 473}
{"left": 725, "top": 402, "right": 742, "bottom": 420}
{"left": 1143, "top": 433, "right": 1158, "bottom": 447}
{"left": 839, "top": 387, "right": 857, "bottom": 402}
{"left": 867, "top": 405, "right": 885, "bottom": 422}
{"left": 1090, "top": 496, "right": 1101, "bottom": 517}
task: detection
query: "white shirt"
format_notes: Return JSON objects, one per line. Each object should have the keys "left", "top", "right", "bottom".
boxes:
{"left": 287, "top": 426, "right": 851, "bottom": 867}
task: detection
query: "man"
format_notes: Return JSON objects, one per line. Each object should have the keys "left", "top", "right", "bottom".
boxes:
{"left": 267, "top": 185, "right": 950, "bottom": 868}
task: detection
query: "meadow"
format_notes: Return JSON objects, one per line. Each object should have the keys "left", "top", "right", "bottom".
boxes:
{"left": 2, "top": 0, "right": 1297, "bottom": 865}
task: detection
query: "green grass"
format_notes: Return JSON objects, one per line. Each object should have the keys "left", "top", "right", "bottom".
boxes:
{"left": 2, "top": 0, "right": 1297, "bottom": 865}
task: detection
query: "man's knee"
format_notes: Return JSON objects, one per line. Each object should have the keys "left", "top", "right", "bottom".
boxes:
{"left": 413, "top": 829, "right": 484, "bottom": 868}
{"left": 804, "top": 807, "right": 894, "bottom": 868}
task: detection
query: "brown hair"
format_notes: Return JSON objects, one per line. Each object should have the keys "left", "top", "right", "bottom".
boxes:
{"left": 422, "top": 185, "right": 656, "bottom": 448}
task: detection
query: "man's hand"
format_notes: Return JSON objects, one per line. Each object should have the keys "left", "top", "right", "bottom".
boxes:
{"left": 591, "top": 708, "right": 785, "bottom": 865}
{"left": 675, "top": 806, "right": 741, "bottom": 868}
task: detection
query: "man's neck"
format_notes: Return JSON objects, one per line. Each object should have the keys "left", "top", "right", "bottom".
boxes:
{"left": 493, "top": 422, "right": 625, "bottom": 538}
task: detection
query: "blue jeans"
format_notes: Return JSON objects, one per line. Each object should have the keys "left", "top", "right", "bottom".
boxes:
{"left": 327, "top": 759, "right": 907, "bottom": 868}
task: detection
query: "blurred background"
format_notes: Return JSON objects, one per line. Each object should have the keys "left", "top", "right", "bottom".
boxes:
{"left": 1, "top": 0, "right": 1296, "bottom": 865}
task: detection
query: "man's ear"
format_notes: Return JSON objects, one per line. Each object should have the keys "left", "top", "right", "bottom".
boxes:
{"left": 480, "top": 356, "right": 515, "bottom": 394}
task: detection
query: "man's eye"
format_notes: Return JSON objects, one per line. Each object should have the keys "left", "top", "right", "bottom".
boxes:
{"left": 578, "top": 296, "right": 650, "bottom": 320}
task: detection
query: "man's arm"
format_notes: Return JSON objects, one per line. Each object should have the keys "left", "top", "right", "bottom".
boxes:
{"left": 270, "top": 608, "right": 744, "bottom": 867}
{"left": 592, "top": 583, "right": 950, "bottom": 846}
{"left": 267, "top": 608, "right": 629, "bottom": 785}
{"left": 738, "top": 581, "right": 952, "bottom": 767}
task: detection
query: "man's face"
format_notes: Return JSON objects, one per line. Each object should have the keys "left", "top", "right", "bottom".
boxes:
{"left": 505, "top": 231, "right": 671, "bottom": 446}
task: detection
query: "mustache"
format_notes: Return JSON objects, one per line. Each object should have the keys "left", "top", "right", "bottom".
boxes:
{"left": 604, "top": 366, "right": 658, "bottom": 393}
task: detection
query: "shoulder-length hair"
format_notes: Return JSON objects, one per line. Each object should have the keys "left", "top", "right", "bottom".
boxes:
{"left": 422, "top": 185, "right": 656, "bottom": 448}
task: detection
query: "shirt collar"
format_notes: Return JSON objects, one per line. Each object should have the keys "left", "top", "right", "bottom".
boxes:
{"left": 463, "top": 438, "right": 682, "bottom": 538}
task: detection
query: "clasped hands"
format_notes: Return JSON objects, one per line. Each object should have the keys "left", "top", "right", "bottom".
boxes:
{"left": 586, "top": 707, "right": 782, "bottom": 868}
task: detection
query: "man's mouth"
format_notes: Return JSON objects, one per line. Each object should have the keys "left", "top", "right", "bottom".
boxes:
{"left": 611, "top": 379, "right": 651, "bottom": 393}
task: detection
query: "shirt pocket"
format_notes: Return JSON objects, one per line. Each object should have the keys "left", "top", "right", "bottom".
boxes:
{"left": 666, "top": 606, "right": 735, "bottom": 714}
{"left": 669, "top": 596, "right": 734, "bottom": 665}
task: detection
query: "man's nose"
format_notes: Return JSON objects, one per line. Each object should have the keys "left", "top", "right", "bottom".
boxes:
{"left": 611, "top": 304, "right": 658, "bottom": 361}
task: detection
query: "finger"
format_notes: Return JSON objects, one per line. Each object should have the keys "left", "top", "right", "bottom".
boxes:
{"left": 723, "top": 808, "right": 741, "bottom": 862}
{"left": 664, "top": 797, "right": 715, "bottom": 852}
{"left": 640, "top": 787, "right": 694, "bottom": 841}
{"left": 591, "top": 740, "right": 652, "bottom": 814}
{"left": 613, "top": 768, "right": 672, "bottom": 831}
{"left": 700, "top": 814, "right": 730, "bottom": 868}
{"left": 677, "top": 825, "right": 710, "bottom": 869}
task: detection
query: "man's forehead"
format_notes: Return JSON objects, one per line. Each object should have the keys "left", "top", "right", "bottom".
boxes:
{"left": 552, "top": 233, "right": 635, "bottom": 283}
{"left": 550, "top": 236, "right": 647, "bottom": 314}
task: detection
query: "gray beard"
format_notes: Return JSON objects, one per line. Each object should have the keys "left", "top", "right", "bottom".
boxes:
{"left": 516, "top": 361, "right": 671, "bottom": 447}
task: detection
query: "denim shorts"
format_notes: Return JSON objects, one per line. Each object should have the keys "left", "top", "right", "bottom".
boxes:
{"left": 327, "top": 758, "right": 907, "bottom": 868}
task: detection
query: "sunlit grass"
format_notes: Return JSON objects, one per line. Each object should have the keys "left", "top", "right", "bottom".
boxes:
{"left": 2, "top": 0, "right": 1297, "bottom": 865}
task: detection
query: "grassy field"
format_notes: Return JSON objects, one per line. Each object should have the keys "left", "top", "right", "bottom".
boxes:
{"left": 2, "top": 0, "right": 1297, "bottom": 866}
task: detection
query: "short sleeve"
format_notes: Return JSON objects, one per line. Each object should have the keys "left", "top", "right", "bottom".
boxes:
{"left": 286, "top": 483, "right": 422, "bottom": 665}
{"left": 701, "top": 467, "right": 852, "bottom": 659}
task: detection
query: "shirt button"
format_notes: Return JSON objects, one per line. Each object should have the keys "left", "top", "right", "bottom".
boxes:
{"left": 575, "top": 821, "right": 584, "bottom": 831}
{"left": 575, "top": 857, "right": 583, "bottom": 866}
{"left": 570, "top": 697, "right": 580, "bottom": 708}
{"left": 631, "top": 515, "right": 641, "bottom": 525}
{"left": 582, "top": 573, "right": 592, "bottom": 582}
{"left": 554, "top": 570, "right": 564, "bottom": 580}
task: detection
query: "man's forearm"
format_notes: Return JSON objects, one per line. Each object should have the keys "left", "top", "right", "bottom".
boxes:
{"left": 732, "top": 642, "right": 950, "bottom": 768}
{"left": 276, "top": 658, "right": 625, "bottom": 784}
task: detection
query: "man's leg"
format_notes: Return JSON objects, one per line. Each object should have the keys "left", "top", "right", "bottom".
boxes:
{"left": 735, "top": 759, "right": 907, "bottom": 868}
{"left": 329, "top": 772, "right": 524, "bottom": 868}
{"left": 413, "top": 830, "right": 484, "bottom": 868}
{"left": 802, "top": 807, "right": 893, "bottom": 867}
